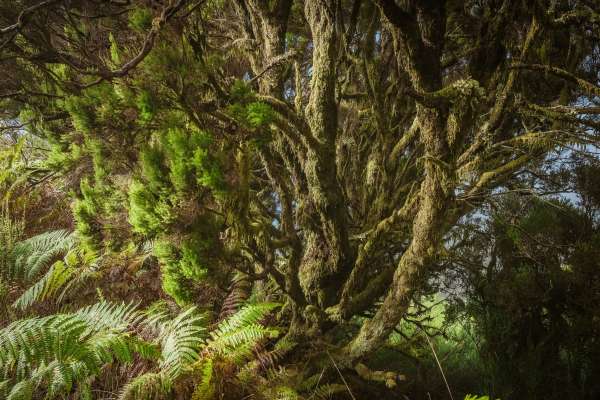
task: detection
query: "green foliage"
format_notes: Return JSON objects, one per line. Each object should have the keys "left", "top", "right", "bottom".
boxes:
{"left": 0, "top": 302, "right": 154, "bottom": 400}
{"left": 246, "top": 102, "right": 274, "bottom": 128}
{"left": 119, "top": 306, "right": 206, "bottom": 399}
{"left": 452, "top": 196, "right": 600, "bottom": 399}
{"left": 109, "top": 32, "right": 121, "bottom": 65}
{"left": 206, "top": 302, "right": 280, "bottom": 363}
{"left": 136, "top": 90, "right": 156, "bottom": 123}
{"left": 119, "top": 372, "right": 171, "bottom": 400}
{"left": 128, "top": 180, "right": 173, "bottom": 235}
{"left": 228, "top": 101, "right": 274, "bottom": 131}
{"left": 129, "top": 127, "right": 224, "bottom": 236}
{"left": 190, "top": 359, "right": 214, "bottom": 400}
{"left": 4, "top": 1, "right": 600, "bottom": 399}
{"left": 127, "top": 126, "right": 225, "bottom": 304}
{"left": 10, "top": 243, "right": 100, "bottom": 311}
{"left": 128, "top": 7, "right": 153, "bottom": 32}
{"left": 44, "top": 141, "right": 83, "bottom": 173}
{"left": 464, "top": 395, "right": 497, "bottom": 400}
{"left": 4, "top": 229, "right": 73, "bottom": 281}
{"left": 118, "top": 302, "right": 279, "bottom": 400}
{"left": 158, "top": 306, "right": 206, "bottom": 379}
{"left": 73, "top": 179, "right": 103, "bottom": 254}
{"left": 12, "top": 260, "right": 74, "bottom": 310}
{"left": 0, "top": 296, "right": 211, "bottom": 400}
{"left": 63, "top": 95, "right": 94, "bottom": 133}
{"left": 0, "top": 136, "right": 27, "bottom": 200}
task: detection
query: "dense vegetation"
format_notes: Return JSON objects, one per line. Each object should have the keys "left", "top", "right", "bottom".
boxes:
{"left": 1, "top": 0, "right": 599, "bottom": 399}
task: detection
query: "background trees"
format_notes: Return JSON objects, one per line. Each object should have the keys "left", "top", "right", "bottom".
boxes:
{"left": 1, "top": 0, "right": 599, "bottom": 398}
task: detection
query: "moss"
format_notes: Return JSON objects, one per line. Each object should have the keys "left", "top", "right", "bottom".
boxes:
{"left": 128, "top": 7, "right": 153, "bottom": 32}
{"left": 246, "top": 102, "right": 274, "bottom": 128}
{"left": 229, "top": 79, "right": 254, "bottom": 102}
{"left": 136, "top": 90, "right": 156, "bottom": 123}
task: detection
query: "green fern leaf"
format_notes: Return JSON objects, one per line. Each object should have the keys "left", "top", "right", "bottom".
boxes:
{"left": 9, "top": 230, "right": 74, "bottom": 281}
{"left": 159, "top": 306, "right": 206, "bottom": 380}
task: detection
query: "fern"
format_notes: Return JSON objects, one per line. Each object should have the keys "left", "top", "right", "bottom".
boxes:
{"left": 207, "top": 303, "right": 280, "bottom": 362}
{"left": 159, "top": 306, "right": 206, "bottom": 379}
{"left": 119, "top": 372, "right": 171, "bottom": 400}
{"left": 190, "top": 359, "right": 214, "bottom": 400}
{"left": 6, "top": 230, "right": 74, "bottom": 281}
{"left": 12, "top": 260, "right": 74, "bottom": 310}
{"left": 310, "top": 383, "right": 347, "bottom": 399}
{"left": 271, "top": 386, "right": 302, "bottom": 400}
{"left": 254, "top": 336, "right": 296, "bottom": 371}
{"left": 13, "top": 246, "right": 102, "bottom": 310}
{"left": 219, "top": 272, "right": 251, "bottom": 319}
{"left": 119, "top": 306, "right": 206, "bottom": 400}
{"left": 0, "top": 301, "right": 154, "bottom": 400}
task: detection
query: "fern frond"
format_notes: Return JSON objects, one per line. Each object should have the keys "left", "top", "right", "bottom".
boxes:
{"left": 219, "top": 272, "right": 251, "bottom": 319}
{"left": 310, "top": 383, "right": 347, "bottom": 399}
{"left": 213, "top": 302, "right": 279, "bottom": 336}
{"left": 0, "top": 301, "right": 152, "bottom": 399}
{"left": 9, "top": 230, "right": 74, "bottom": 281}
{"left": 12, "top": 260, "right": 74, "bottom": 310}
{"left": 74, "top": 300, "right": 143, "bottom": 333}
{"left": 159, "top": 306, "right": 206, "bottom": 380}
{"left": 118, "top": 306, "right": 206, "bottom": 400}
{"left": 190, "top": 359, "right": 214, "bottom": 400}
{"left": 209, "top": 324, "right": 278, "bottom": 356}
{"left": 207, "top": 303, "right": 279, "bottom": 365}
{"left": 139, "top": 300, "right": 171, "bottom": 335}
{"left": 265, "top": 385, "right": 302, "bottom": 400}
{"left": 6, "top": 379, "right": 34, "bottom": 400}
{"left": 254, "top": 337, "right": 296, "bottom": 370}
{"left": 118, "top": 372, "right": 171, "bottom": 400}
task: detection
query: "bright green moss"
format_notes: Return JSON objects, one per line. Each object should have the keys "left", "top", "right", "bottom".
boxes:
{"left": 229, "top": 79, "right": 253, "bottom": 102}
{"left": 246, "top": 102, "right": 274, "bottom": 128}
{"left": 128, "top": 7, "right": 153, "bottom": 32}
{"left": 136, "top": 90, "right": 156, "bottom": 123}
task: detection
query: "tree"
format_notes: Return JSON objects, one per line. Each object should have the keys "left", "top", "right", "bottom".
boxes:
{"left": 1, "top": 0, "right": 599, "bottom": 388}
